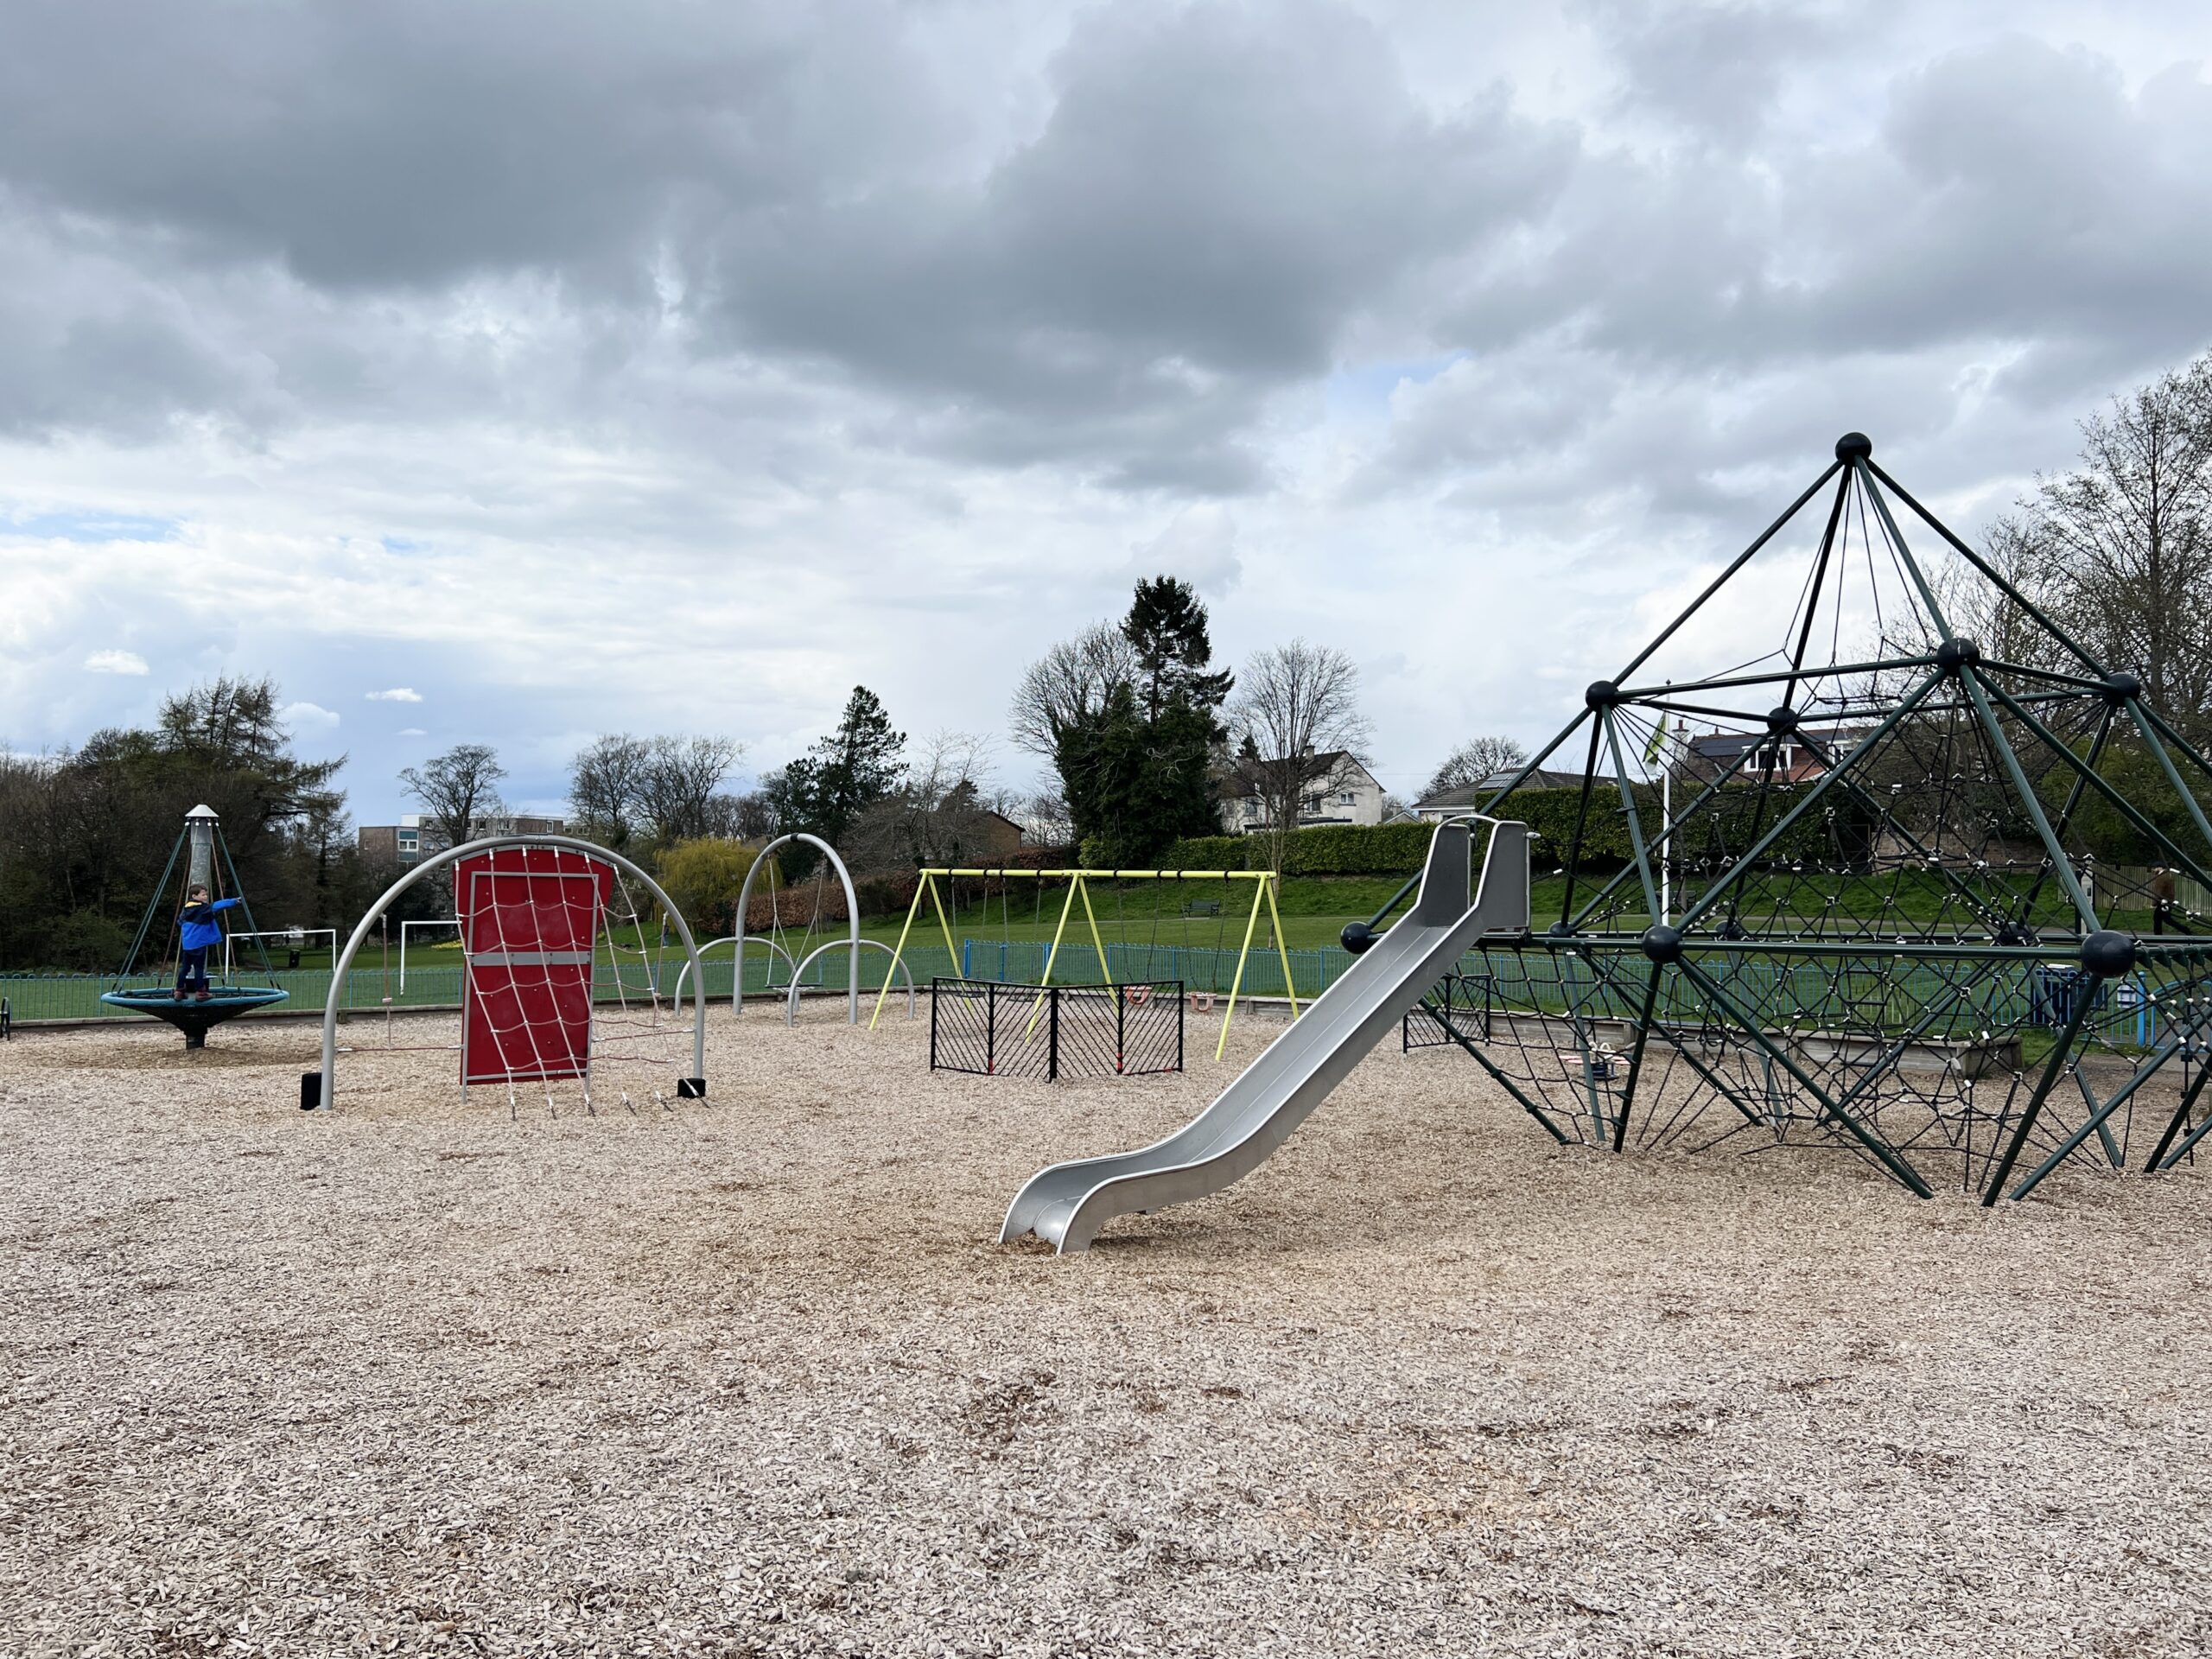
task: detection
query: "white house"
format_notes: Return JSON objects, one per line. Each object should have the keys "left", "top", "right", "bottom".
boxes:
{"left": 1229, "top": 751, "right": 1389, "bottom": 832}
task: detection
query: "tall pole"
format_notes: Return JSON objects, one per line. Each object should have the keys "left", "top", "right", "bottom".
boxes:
{"left": 185, "top": 804, "right": 218, "bottom": 893}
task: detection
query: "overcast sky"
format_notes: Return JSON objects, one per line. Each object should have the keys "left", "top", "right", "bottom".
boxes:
{"left": 4, "top": 0, "right": 2211, "bottom": 823}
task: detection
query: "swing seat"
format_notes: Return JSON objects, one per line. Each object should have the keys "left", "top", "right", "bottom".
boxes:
{"left": 101, "top": 985, "right": 289, "bottom": 1050}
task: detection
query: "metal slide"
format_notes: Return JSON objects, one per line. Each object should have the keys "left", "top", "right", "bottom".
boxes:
{"left": 1001, "top": 816, "right": 1532, "bottom": 1254}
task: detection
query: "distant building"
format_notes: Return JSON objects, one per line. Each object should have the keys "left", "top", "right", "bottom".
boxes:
{"left": 357, "top": 811, "right": 568, "bottom": 866}
{"left": 1414, "top": 768, "right": 1592, "bottom": 821}
{"left": 1229, "top": 752, "right": 1389, "bottom": 832}
{"left": 977, "top": 810, "right": 1027, "bottom": 859}
{"left": 1678, "top": 727, "right": 1874, "bottom": 785}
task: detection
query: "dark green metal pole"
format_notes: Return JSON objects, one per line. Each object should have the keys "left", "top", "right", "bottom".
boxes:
{"left": 1677, "top": 957, "right": 1934, "bottom": 1197}
{"left": 1980, "top": 975, "right": 2103, "bottom": 1205}
{"left": 1678, "top": 672, "right": 1943, "bottom": 931}
{"left": 1611, "top": 962, "right": 1665, "bottom": 1153}
{"left": 1955, "top": 664, "right": 2100, "bottom": 931}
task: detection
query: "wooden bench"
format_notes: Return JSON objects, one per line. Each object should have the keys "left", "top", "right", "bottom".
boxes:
{"left": 1181, "top": 899, "right": 1222, "bottom": 917}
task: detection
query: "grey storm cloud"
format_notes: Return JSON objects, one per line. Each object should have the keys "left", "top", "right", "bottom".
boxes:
{"left": 0, "top": 0, "right": 1575, "bottom": 487}
{"left": 6, "top": 0, "right": 2212, "bottom": 811}
{"left": 3, "top": 2, "right": 2209, "bottom": 495}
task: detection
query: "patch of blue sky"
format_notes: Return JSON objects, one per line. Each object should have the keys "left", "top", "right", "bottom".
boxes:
{"left": 4, "top": 510, "right": 180, "bottom": 543}
{"left": 1324, "top": 353, "right": 1465, "bottom": 423}
{"left": 380, "top": 536, "right": 427, "bottom": 554}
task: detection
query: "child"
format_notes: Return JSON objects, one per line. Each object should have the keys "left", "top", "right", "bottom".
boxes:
{"left": 174, "top": 885, "right": 242, "bottom": 1001}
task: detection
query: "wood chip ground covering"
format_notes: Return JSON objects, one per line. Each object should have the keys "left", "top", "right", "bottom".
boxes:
{"left": 3, "top": 1003, "right": 2209, "bottom": 1656}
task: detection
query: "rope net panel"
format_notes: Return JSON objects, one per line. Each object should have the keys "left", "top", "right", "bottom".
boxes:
{"left": 453, "top": 846, "right": 695, "bottom": 1116}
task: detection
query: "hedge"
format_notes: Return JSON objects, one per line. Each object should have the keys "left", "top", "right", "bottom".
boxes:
{"left": 1160, "top": 823, "right": 1436, "bottom": 875}
{"left": 1163, "top": 784, "right": 1868, "bottom": 877}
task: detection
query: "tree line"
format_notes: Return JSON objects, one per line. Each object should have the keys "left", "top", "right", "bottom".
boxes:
{"left": 11, "top": 352, "right": 2209, "bottom": 968}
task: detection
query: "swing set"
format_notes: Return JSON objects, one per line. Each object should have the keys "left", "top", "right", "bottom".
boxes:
{"left": 871, "top": 867, "right": 1300, "bottom": 1058}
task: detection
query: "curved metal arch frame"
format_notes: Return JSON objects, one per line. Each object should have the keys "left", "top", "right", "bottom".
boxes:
{"left": 310, "top": 834, "right": 709, "bottom": 1110}
{"left": 670, "top": 934, "right": 798, "bottom": 1004}
{"left": 785, "top": 938, "right": 914, "bottom": 1027}
{"left": 734, "top": 834, "right": 860, "bottom": 1023}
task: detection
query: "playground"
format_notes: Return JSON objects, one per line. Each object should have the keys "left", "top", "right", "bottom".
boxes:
{"left": 4, "top": 1007, "right": 2208, "bottom": 1654}
{"left": 10, "top": 436, "right": 2212, "bottom": 1653}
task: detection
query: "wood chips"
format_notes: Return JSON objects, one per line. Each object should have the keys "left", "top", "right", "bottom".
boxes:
{"left": 2, "top": 1003, "right": 2209, "bottom": 1655}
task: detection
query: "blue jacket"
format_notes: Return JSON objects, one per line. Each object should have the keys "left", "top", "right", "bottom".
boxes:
{"left": 179, "top": 896, "right": 241, "bottom": 951}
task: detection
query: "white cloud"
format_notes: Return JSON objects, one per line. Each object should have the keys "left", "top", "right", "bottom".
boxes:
{"left": 83, "top": 649, "right": 148, "bottom": 675}
{"left": 281, "top": 701, "right": 340, "bottom": 729}
{"left": 396, "top": 727, "right": 427, "bottom": 737}
{"left": 365, "top": 686, "right": 422, "bottom": 702}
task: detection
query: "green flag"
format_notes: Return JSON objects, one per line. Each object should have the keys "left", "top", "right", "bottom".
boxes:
{"left": 1643, "top": 710, "right": 1669, "bottom": 766}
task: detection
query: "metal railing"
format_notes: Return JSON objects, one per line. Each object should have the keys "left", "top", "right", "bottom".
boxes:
{"left": 930, "top": 978, "right": 1184, "bottom": 1081}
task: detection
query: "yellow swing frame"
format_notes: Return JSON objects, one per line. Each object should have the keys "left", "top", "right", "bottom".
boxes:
{"left": 868, "top": 868, "right": 1299, "bottom": 1060}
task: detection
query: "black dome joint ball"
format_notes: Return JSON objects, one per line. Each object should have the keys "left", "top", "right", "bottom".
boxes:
{"left": 1339, "top": 921, "right": 1375, "bottom": 956}
{"left": 1641, "top": 924, "right": 1684, "bottom": 964}
{"left": 2102, "top": 671, "right": 2141, "bottom": 707}
{"left": 1764, "top": 704, "right": 1801, "bottom": 736}
{"left": 2080, "top": 929, "right": 2138, "bottom": 979}
{"left": 1935, "top": 636, "right": 1981, "bottom": 675}
{"left": 1835, "top": 431, "right": 1873, "bottom": 463}
{"left": 1586, "top": 679, "right": 1622, "bottom": 711}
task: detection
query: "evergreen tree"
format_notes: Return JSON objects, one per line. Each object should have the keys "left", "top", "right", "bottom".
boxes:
{"left": 758, "top": 686, "right": 906, "bottom": 875}
{"left": 1037, "top": 577, "right": 1233, "bottom": 865}
{"left": 807, "top": 686, "right": 906, "bottom": 847}
{"left": 1122, "top": 575, "right": 1235, "bottom": 721}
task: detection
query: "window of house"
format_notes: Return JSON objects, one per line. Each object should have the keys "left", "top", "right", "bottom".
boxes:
{"left": 1338, "top": 791, "right": 1356, "bottom": 805}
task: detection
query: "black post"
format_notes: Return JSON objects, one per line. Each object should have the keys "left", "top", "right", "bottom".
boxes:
{"left": 986, "top": 980, "right": 996, "bottom": 1076}
{"left": 1116, "top": 982, "right": 1127, "bottom": 1075}
{"left": 1047, "top": 985, "right": 1061, "bottom": 1083}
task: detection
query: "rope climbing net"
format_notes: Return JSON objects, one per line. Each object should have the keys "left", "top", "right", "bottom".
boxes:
{"left": 1408, "top": 434, "right": 2212, "bottom": 1205}
{"left": 322, "top": 841, "right": 706, "bottom": 1117}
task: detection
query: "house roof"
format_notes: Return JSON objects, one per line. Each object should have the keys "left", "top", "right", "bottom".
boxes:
{"left": 1415, "top": 769, "right": 1590, "bottom": 809}
{"left": 1239, "top": 750, "right": 1382, "bottom": 790}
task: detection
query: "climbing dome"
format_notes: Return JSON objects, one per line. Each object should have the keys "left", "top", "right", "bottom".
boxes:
{"left": 1423, "top": 434, "right": 2212, "bottom": 1203}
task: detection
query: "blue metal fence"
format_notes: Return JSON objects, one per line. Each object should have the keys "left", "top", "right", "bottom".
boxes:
{"left": 954, "top": 938, "right": 1352, "bottom": 999}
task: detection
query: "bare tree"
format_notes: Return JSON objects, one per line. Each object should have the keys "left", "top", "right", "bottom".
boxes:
{"left": 398, "top": 744, "right": 505, "bottom": 852}
{"left": 1017, "top": 790, "right": 1076, "bottom": 849}
{"left": 842, "top": 732, "right": 1004, "bottom": 872}
{"left": 568, "top": 734, "right": 652, "bottom": 843}
{"left": 637, "top": 734, "right": 745, "bottom": 845}
{"left": 1008, "top": 624, "right": 1141, "bottom": 757}
{"left": 1227, "top": 640, "right": 1372, "bottom": 868}
{"left": 2005, "top": 359, "right": 2212, "bottom": 727}
{"left": 1421, "top": 735, "right": 1529, "bottom": 800}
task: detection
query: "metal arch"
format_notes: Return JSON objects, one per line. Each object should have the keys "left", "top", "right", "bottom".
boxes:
{"left": 670, "top": 935, "right": 798, "bottom": 1003}
{"left": 311, "top": 834, "right": 709, "bottom": 1110}
{"left": 733, "top": 834, "right": 860, "bottom": 1023}
{"left": 784, "top": 938, "right": 915, "bottom": 1026}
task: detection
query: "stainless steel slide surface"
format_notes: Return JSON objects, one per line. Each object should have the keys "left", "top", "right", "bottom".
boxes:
{"left": 1000, "top": 817, "right": 1531, "bottom": 1254}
